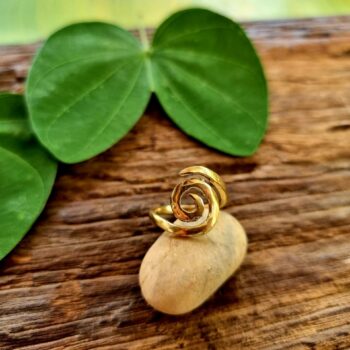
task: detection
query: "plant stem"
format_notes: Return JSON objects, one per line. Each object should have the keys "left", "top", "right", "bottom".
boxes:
{"left": 139, "top": 26, "right": 149, "bottom": 51}
{"left": 139, "top": 26, "right": 155, "bottom": 92}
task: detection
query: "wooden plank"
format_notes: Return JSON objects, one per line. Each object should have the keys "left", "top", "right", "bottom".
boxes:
{"left": 0, "top": 16, "right": 350, "bottom": 350}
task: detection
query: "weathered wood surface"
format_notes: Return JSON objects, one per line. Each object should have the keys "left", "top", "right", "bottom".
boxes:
{"left": 0, "top": 16, "right": 350, "bottom": 350}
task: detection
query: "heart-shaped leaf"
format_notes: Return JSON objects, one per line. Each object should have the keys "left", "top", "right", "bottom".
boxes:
{"left": 26, "top": 22, "right": 152, "bottom": 163}
{"left": 27, "top": 9, "right": 268, "bottom": 163}
{"left": 0, "top": 94, "right": 57, "bottom": 260}
{"left": 151, "top": 9, "right": 268, "bottom": 156}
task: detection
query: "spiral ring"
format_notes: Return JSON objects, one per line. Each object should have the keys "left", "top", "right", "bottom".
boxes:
{"left": 149, "top": 166, "right": 227, "bottom": 236}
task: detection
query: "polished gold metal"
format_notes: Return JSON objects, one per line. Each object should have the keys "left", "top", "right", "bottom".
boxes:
{"left": 149, "top": 166, "right": 227, "bottom": 236}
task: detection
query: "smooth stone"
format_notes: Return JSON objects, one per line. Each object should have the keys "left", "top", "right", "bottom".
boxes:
{"left": 139, "top": 211, "right": 247, "bottom": 315}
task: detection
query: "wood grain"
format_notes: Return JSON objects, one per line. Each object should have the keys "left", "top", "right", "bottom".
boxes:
{"left": 0, "top": 16, "right": 350, "bottom": 350}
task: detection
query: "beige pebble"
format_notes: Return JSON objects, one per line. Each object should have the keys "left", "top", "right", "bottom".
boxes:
{"left": 139, "top": 211, "right": 247, "bottom": 315}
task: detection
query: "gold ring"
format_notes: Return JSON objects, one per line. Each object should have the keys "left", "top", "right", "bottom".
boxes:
{"left": 149, "top": 166, "right": 227, "bottom": 236}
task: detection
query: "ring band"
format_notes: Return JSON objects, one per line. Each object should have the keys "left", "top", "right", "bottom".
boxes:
{"left": 149, "top": 166, "right": 227, "bottom": 236}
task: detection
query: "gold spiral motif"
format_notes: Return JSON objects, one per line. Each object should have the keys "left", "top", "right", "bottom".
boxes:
{"left": 149, "top": 166, "right": 227, "bottom": 236}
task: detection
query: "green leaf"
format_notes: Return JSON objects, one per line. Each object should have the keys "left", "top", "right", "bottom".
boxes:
{"left": 0, "top": 94, "right": 57, "bottom": 260}
{"left": 27, "top": 9, "right": 268, "bottom": 163}
{"left": 151, "top": 9, "right": 268, "bottom": 156}
{"left": 26, "top": 22, "right": 152, "bottom": 163}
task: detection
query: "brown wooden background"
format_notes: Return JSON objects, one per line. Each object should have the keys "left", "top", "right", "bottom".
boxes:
{"left": 0, "top": 16, "right": 350, "bottom": 350}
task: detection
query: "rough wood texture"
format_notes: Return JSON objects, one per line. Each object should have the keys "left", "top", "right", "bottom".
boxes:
{"left": 0, "top": 16, "right": 350, "bottom": 349}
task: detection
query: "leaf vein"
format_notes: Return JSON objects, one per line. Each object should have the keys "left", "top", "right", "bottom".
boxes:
{"left": 154, "top": 26, "right": 236, "bottom": 48}
{"left": 163, "top": 61, "right": 264, "bottom": 128}
{"left": 74, "top": 62, "right": 145, "bottom": 157}
{"left": 157, "top": 49, "right": 258, "bottom": 76}
{"left": 156, "top": 72, "right": 235, "bottom": 150}
{"left": 28, "top": 51, "right": 128, "bottom": 99}
{"left": 44, "top": 59, "right": 136, "bottom": 144}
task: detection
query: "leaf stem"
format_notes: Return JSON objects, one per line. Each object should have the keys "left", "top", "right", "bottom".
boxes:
{"left": 139, "top": 26, "right": 149, "bottom": 51}
{"left": 139, "top": 26, "right": 155, "bottom": 92}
